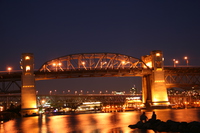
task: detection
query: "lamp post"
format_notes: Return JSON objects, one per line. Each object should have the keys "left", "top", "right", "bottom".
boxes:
{"left": 7, "top": 67, "right": 12, "bottom": 74}
{"left": 184, "top": 56, "right": 189, "bottom": 66}
{"left": 175, "top": 60, "right": 179, "bottom": 67}
{"left": 173, "top": 59, "right": 176, "bottom": 67}
{"left": 173, "top": 59, "right": 179, "bottom": 67}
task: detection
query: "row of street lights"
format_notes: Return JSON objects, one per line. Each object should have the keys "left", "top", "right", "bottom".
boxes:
{"left": 4, "top": 56, "right": 190, "bottom": 72}
{"left": 45, "top": 90, "right": 129, "bottom": 95}
{"left": 173, "top": 56, "right": 189, "bottom": 67}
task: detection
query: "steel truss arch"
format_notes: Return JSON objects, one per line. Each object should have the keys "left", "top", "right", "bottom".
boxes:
{"left": 39, "top": 53, "right": 148, "bottom": 72}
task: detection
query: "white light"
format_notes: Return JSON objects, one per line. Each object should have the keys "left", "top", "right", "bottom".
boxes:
{"left": 7, "top": 67, "right": 12, "bottom": 71}
{"left": 184, "top": 56, "right": 188, "bottom": 60}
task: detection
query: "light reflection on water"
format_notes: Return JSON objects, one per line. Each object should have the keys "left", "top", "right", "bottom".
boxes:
{"left": 1, "top": 108, "right": 200, "bottom": 133}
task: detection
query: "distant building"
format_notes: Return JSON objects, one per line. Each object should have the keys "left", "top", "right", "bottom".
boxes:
{"left": 113, "top": 91, "right": 124, "bottom": 95}
{"left": 130, "top": 87, "right": 137, "bottom": 94}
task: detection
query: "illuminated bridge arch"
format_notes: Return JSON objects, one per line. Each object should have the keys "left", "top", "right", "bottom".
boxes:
{"left": 39, "top": 53, "right": 148, "bottom": 72}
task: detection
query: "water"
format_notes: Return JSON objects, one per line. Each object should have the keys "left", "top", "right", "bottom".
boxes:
{"left": 1, "top": 108, "right": 200, "bottom": 133}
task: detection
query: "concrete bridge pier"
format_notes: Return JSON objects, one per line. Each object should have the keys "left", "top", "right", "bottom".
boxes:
{"left": 142, "top": 75, "right": 152, "bottom": 107}
{"left": 20, "top": 53, "right": 38, "bottom": 116}
{"left": 142, "top": 50, "right": 169, "bottom": 108}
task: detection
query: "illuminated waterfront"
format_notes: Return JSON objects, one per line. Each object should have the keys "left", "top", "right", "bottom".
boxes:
{"left": 1, "top": 108, "right": 200, "bottom": 133}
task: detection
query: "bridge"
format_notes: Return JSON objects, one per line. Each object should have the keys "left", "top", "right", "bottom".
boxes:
{"left": 0, "top": 50, "right": 200, "bottom": 115}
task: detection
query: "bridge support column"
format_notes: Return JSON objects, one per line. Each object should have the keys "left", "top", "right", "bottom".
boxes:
{"left": 142, "top": 50, "right": 169, "bottom": 108}
{"left": 20, "top": 53, "right": 38, "bottom": 116}
{"left": 142, "top": 75, "right": 152, "bottom": 107}
{"left": 150, "top": 50, "right": 169, "bottom": 107}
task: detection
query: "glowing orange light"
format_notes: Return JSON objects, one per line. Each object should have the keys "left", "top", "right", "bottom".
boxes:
{"left": 146, "top": 62, "right": 152, "bottom": 68}
{"left": 25, "top": 56, "right": 30, "bottom": 60}
{"left": 156, "top": 53, "right": 160, "bottom": 57}
{"left": 155, "top": 80, "right": 165, "bottom": 83}
{"left": 121, "top": 61, "right": 126, "bottom": 64}
{"left": 26, "top": 66, "right": 30, "bottom": 71}
{"left": 42, "top": 100, "right": 45, "bottom": 104}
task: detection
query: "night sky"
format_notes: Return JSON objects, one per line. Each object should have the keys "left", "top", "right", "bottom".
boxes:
{"left": 1, "top": 1, "right": 200, "bottom": 94}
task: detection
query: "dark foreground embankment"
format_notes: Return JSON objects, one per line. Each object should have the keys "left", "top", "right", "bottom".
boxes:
{"left": 129, "top": 119, "right": 200, "bottom": 133}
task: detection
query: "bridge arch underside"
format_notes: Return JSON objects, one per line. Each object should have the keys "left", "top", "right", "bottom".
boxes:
{"left": 37, "top": 53, "right": 151, "bottom": 80}
{"left": 39, "top": 53, "right": 148, "bottom": 72}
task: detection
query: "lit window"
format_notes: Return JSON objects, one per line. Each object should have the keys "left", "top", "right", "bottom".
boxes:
{"left": 25, "top": 56, "right": 30, "bottom": 60}
{"left": 26, "top": 66, "right": 30, "bottom": 71}
{"left": 156, "top": 53, "right": 160, "bottom": 57}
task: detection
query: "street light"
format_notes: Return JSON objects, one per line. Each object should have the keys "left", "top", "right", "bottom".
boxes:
{"left": 7, "top": 67, "right": 12, "bottom": 74}
{"left": 184, "top": 56, "right": 189, "bottom": 66}
{"left": 173, "top": 59, "right": 179, "bottom": 67}
{"left": 173, "top": 59, "right": 176, "bottom": 67}
{"left": 175, "top": 60, "right": 179, "bottom": 67}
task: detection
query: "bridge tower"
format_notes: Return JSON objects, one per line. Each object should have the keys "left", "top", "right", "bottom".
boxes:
{"left": 142, "top": 50, "right": 169, "bottom": 107}
{"left": 20, "top": 53, "right": 38, "bottom": 116}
